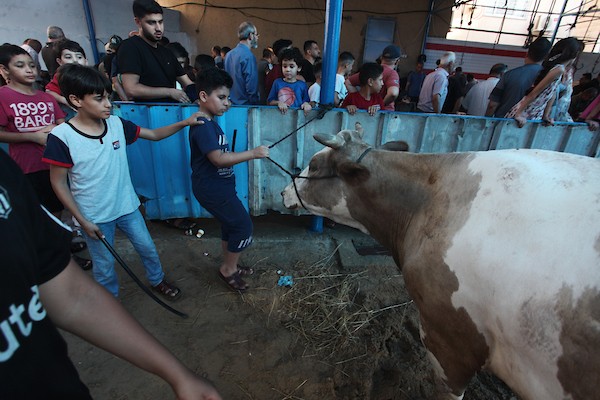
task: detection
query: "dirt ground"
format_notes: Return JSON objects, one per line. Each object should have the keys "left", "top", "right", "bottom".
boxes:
{"left": 64, "top": 214, "right": 519, "bottom": 400}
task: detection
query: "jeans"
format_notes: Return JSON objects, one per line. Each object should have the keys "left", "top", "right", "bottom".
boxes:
{"left": 83, "top": 209, "right": 165, "bottom": 297}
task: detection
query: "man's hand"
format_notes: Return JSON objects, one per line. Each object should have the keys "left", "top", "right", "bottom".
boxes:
{"left": 169, "top": 88, "right": 191, "bottom": 104}
{"left": 586, "top": 120, "right": 599, "bottom": 131}
{"left": 252, "top": 145, "right": 269, "bottom": 159}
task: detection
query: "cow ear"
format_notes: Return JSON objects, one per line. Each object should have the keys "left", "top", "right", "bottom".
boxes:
{"left": 354, "top": 122, "right": 364, "bottom": 138}
{"left": 380, "top": 141, "right": 409, "bottom": 152}
{"left": 338, "top": 162, "right": 370, "bottom": 185}
{"left": 314, "top": 133, "right": 344, "bottom": 149}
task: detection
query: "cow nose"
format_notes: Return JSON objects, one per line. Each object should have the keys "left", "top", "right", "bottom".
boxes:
{"left": 281, "top": 189, "right": 298, "bottom": 209}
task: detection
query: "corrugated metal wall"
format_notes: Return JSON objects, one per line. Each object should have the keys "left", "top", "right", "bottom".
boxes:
{"left": 115, "top": 104, "right": 599, "bottom": 219}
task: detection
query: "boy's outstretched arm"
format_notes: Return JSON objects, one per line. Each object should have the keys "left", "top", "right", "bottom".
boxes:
{"left": 139, "top": 111, "right": 205, "bottom": 141}
{"left": 207, "top": 145, "right": 269, "bottom": 168}
{"left": 39, "top": 259, "right": 222, "bottom": 400}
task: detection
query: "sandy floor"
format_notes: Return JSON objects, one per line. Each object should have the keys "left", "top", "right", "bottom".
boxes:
{"left": 63, "top": 214, "right": 517, "bottom": 400}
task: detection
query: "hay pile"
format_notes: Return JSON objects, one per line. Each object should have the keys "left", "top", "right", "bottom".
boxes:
{"left": 270, "top": 249, "right": 411, "bottom": 359}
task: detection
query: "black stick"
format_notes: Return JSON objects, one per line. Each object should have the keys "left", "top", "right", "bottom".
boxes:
{"left": 98, "top": 235, "right": 188, "bottom": 319}
{"left": 232, "top": 129, "right": 237, "bottom": 152}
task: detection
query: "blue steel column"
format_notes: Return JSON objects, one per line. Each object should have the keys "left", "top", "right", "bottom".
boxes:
{"left": 311, "top": 0, "right": 343, "bottom": 233}
{"left": 320, "top": 0, "right": 343, "bottom": 107}
{"left": 82, "top": 0, "right": 100, "bottom": 64}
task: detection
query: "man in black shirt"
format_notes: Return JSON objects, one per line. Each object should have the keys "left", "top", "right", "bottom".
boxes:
{"left": 0, "top": 150, "right": 221, "bottom": 399}
{"left": 299, "top": 40, "right": 320, "bottom": 86}
{"left": 118, "top": 0, "right": 194, "bottom": 103}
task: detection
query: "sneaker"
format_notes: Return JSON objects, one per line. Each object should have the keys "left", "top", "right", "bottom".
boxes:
{"left": 152, "top": 279, "right": 182, "bottom": 301}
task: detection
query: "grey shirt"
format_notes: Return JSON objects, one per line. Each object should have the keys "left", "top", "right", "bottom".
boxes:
{"left": 489, "top": 63, "right": 542, "bottom": 118}
{"left": 417, "top": 68, "right": 449, "bottom": 113}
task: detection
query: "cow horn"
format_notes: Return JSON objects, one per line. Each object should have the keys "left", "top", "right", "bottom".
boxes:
{"left": 314, "top": 133, "right": 344, "bottom": 149}
{"left": 354, "top": 122, "right": 364, "bottom": 138}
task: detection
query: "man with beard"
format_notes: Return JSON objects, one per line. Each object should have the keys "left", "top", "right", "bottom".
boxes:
{"left": 117, "top": 0, "right": 194, "bottom": 103}
{"left": 118, "top": 0, "right": 198, "bottom": 232}
{"left": 224, "top": 21, "right": 260, "bottom": 105}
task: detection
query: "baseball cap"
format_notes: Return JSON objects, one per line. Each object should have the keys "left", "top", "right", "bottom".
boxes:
{"left": 382, "top": 45, "right": 401, "bottom": 59}
{"left": 107, "top": 35, "right": 123, "bottom": 50}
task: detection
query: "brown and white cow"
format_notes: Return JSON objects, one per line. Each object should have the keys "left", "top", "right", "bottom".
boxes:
{"left": 282, "top": 123, "right": 600, "bottom": 400}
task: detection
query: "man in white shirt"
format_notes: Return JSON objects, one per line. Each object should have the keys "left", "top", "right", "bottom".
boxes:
{"left": 462, "top": 63, "right": 508, "bottom": 116}
{"left": 417, "top": 52, "right": 455, "bottom": 113}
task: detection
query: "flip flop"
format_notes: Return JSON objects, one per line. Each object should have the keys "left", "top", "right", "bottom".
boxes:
{"left": 152, "top": 279, "right": 182, "bottom": 301}
{"left": 237, "top": 265, "right": 254, "bottom": 276}
{"left": 218, "top": 270, "right": 248, "bottom": 292}
{"left": 70, "top": 241, "right": 87, "bottom": 253}
{"left": 73, "top": 255, "right": 92, "bottom": 271}
{"left": 164, "top": 218, "right": 197, "bottom": 231}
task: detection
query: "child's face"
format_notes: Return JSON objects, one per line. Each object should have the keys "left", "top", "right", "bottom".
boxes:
{"left": 75, "top": 91, "right": 112, "bottom": 119}
{"left": 282, "top": 59, "right": 300, "bottom": 82}
{"left": 200, "top": 86, "right": 231, "bottom": 117}
{"left": 344, "top": 61, "right": 355, "bottom": 76}
{"left": 370, "top": 74, "right": 384, "bottom": 93}
{"left": 0, "top": 54, "right": 36, "bottom": 85}
{"left": 58, "top": 50, "right": 87, "bottom": 66}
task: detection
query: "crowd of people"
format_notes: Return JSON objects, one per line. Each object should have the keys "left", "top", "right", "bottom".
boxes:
{"left": 407, "top": 36, "right": 599, "bottom": 129}
{"left": 0, "top": 0, "right": 597, "bottom": 397}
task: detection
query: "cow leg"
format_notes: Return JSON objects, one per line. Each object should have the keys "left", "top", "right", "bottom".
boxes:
{"left": 424, "top": 348, "right": 465, "bottom": 400}
{"left": 418, "top": 320, "right": 485, "bottom": 400}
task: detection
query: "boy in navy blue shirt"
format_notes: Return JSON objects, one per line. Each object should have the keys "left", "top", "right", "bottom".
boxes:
{"left": 190, "top": 68, "right": 269, "bottom": 292}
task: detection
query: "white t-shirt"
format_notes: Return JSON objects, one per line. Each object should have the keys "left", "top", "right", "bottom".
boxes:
{"left": 309, "top": 82, "right": 321, "bottom": 104}
{"left": 335, "top": 74, "right": 348, "bottom": 103}
{"left": 461, "top": 77, "right": 500, "bottom": 116}
{"left": 43, "top": 116, "right": 142, "bottom": 223}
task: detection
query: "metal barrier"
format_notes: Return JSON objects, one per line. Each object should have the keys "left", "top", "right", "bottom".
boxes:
{"left": 112, "top": 104, "right": 600, "bottom": 219}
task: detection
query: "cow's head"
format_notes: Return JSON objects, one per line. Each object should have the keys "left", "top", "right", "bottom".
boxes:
{"left": 282, "top": 122, "right": 379, "bottom": 233}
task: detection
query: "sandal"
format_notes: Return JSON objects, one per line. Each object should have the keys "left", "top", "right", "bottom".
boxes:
{"left": 218, "top": 270, "right": 248, "bottom": 292}
{"left": 73, "top": 254, "right": 93, "bottom": 271}
{"left": 237, "top": 265, "right": 254, "bottom": 276}
{"left": 71, "top": 240, "right": 87, "bottom": 253}
{"left": 152, "top": 279, "right": 182, "bottom": 300}
{"left": 164, "top": 218, "right": 197, "bottom": 231}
